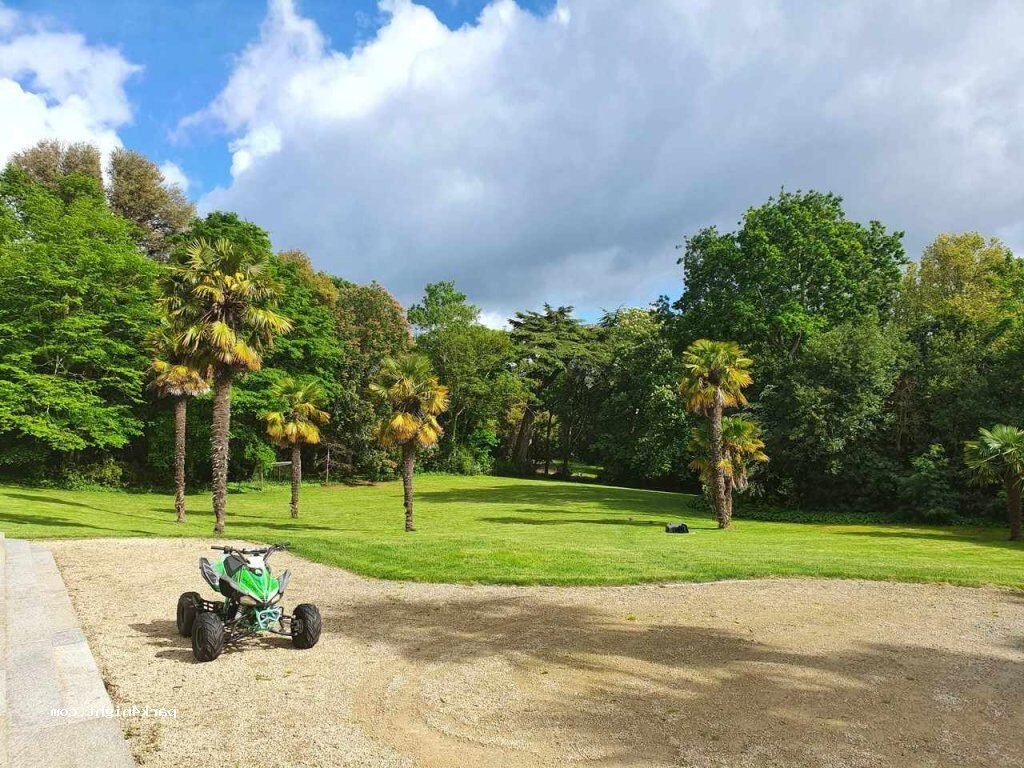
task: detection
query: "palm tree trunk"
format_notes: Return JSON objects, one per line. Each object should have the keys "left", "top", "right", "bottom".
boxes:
{"left": 402, "top": 443, "right": 416, "bottom": 532}
{"left": 174, "top": 396, "right": 187, "bottom": 523}
{"left": 211, "top": 373, "right": 232, "bottom": 534}
{"left": 1007, "top": 475, "right": 1022, "bottom": 541}
{"left": 709, "top": 392, "right": 730, "bottom": 529}
{"left": 290, "top": 444, "right": 301, "bottom": 518}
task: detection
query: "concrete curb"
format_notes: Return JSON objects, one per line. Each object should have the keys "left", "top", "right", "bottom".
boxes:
{"left": 4, "top": 539, "right": 135, "bottom": 767}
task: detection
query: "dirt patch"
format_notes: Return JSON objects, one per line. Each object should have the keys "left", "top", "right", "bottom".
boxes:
{"left": 45, "top": 538, "right": 1024, "bottom": 767}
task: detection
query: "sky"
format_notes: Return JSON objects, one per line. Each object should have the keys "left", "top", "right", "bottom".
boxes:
{"left": 2, "top": 0, "right": 1024, "bottom": 324}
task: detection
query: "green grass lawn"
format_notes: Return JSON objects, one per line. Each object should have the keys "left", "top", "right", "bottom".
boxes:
{"left": 0, "top": 474, "right": 1020, "bottom": 587}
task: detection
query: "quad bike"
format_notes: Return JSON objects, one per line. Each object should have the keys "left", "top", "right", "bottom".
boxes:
{"left": 175, "top": 542, "right": 322, "bottom": 662}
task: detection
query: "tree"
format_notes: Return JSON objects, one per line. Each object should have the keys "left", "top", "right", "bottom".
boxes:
{"left": 264, "top": 378, "right": 329, "bottom": 518}
{"left": 508, "top": 306, "right": 591, "bottom": 473}
{"left": 332, "top": 281, "right": 412, "bottom": 479}
{"left": 149, "top": 325, "right": 210, "bottom": 522}
{"left": 369, "top": 354, "right": 449, "bottom": 531}
{"left": 679, "top": 340, "right": 753, "bottom": 528}
{"left": 964, "top": 425, "right": 1024, "bottom": 541}
{"left": 408, "top": 281, "right": 479, "bottom": 329}
{"left": 410, "top": 282, "right": 524, "bottom": 474}
{"left": 107, "top": 148, "right": 194, "bottom": 259}
{"left": 10, "top": 140, "right": 102, "bottom": 191}
{"left": 756, "top": 319, "right": 908, "bottom": 508}
{"left": 0, "top": 165, "right": 159, "bottom": 478}
{"left": 676, "top": 190, "right": 906, "bottom": 365}
{"left": 689, "top": 416, "right": 768, "bottom": 520}
{"left": 226, "top": 251, "right": 345, "bottom": 485}
{"left": 162, "top": 236, "right": 291, "bottom": 533}
{"left": 592, "top": 308, "right": 691, "bottom": 484}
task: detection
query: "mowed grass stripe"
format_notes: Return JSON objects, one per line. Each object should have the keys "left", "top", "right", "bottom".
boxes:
{"left": 0, "top": 475, "right": 1020, "bottom": 587}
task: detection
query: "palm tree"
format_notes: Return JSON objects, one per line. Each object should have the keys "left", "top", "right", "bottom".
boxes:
{"left": 369, "top": 354, "right": 449, "bottom": 531}
{"left": 689, "top": 416, "right": 768, "bottom": 521}
{"left": 148, "top": 325, "right": 210, "bottom": 523}
{"left": 161, "top": 238, "right": 291, "bottom": 533}
{"left": 264, "top": 378, "right": 330, "bottom": 519}
{"left": 964, "top": 424, "right": 1024, "bottom": 541}
{"left": 679, "top": 339, "right": 753, "bottom": 528}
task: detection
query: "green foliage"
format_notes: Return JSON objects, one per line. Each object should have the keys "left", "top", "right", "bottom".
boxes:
{"left": 107, "top": 148, "right": 194, "bottom": 259}
{"left": 676, "top": 190, "right": 906, "bottom": 362}
{"left": 408, "top": 281, "right": 479, "bottom": 329}
{"left": 756, "top": 319, "right": 908, "bottom": 506}
{"left": 410, "top": 282, "right": 525, "bottom": 473}
{"left": 0, "top": 166, "right": 160, "bottom": 469}
{"left": 332, "top": 281, "right": 412, "bottom": 479}
{"left": 591, "top": 308, "right": 690, "bottom": 482}
{"left": 895, "top": 444, "right": 959, "bottom": 522}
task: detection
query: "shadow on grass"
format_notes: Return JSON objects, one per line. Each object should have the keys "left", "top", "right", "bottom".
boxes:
{"left": 331, "top": 594, "right": 1024, "bottom": 766}
{"left": 481, "top": 515, "right": 668, "bottom": 527}
{"left": 419, "top": 483, "right": 692, "bottom": 507}
{"left": 421, "top": 483, "right": 696, "bottom": 511}
{"left": 1, "top": 491, "right": 101, "bottom": 510}
{"left": 0, "top": 511, "right": 154, "bottom": 536}
{"left": 144, "top": 508, "right": 337, "bottom": 533}
{"left": 834, "top": 529, "right": 1021, "bottom": 549}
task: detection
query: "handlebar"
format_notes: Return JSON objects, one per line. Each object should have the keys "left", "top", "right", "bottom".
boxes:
{"left": 211, "top": 542, "right": 290, "bottom": 557}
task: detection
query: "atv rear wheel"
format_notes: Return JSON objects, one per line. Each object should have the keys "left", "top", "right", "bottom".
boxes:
{"left": 191, "top": 612, "right": 224, "bottom": 662}
{"left": 291, "top": 603, "right": 321, "bottom": 649}
{"left": 176, "top": 591, "right": 202, "bottom": 637}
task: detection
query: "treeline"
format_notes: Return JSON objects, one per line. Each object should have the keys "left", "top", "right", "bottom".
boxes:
{"left": 1, "top": 141, "right": 1022, "bottom": 524}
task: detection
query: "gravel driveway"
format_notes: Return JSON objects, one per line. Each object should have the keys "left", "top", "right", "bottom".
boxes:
{"left": 45, "top": 538, "right": 1024, "bottom": 768}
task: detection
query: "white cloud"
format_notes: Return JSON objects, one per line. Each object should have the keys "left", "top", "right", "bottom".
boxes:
{"left": 0, "top": 4, "right": 139, "bottom": 166}
{"left": 158, "top": 161, "right": 189, "bottom": 192}
{"left": 197, "top": 0, "right": 1024, "bottom": 315}
{"left": 478, "top": 310, "right": 510, "bottom": 330}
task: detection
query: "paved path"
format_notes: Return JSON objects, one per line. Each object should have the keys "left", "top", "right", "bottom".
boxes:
{"left": 3, "top": 535, "right": 135, "bottom": 768}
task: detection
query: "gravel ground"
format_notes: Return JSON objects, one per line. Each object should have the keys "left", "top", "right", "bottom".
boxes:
{"left": 45, "top": 538, "right": 1024, "bottom": 768}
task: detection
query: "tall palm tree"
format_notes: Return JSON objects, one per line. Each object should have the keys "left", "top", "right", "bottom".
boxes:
{"left": 679, "top": 339, "right": 753, "bottom": 528}
{"left": 264, "top": 378, "right": 330, "bottom": 519}
{"left": 689, "top": 416, "right": 768, "bottom": 521}
{"left": 369, "top": 354, "right": 449, "bottom": 532}
{"left": 149, "top": 325, "right": 210, "bottom": 523}
{"left": 964, "top": 424, "right": 1024, "bottom": 541}
{"left": 161, "top": 238, "right": 291, "bottom": 533}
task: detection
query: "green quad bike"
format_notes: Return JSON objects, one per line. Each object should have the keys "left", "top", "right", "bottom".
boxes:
{"left": 176, "top": 542, "right": 321, "bottom": 662}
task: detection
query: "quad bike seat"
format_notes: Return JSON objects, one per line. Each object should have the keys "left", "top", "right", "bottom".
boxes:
{"left": 223, "top": 554, "right": 246, "bottom": 577}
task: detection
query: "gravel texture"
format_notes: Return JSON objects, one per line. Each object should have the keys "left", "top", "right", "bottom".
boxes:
{"left": 45, "top": 538, "right": 1024, "bottom": 768}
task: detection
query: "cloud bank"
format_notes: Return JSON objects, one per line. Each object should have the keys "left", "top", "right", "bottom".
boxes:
{"left": 190, "top": 0, "right": 1023, "bottom": 315}
{"left": 0, "top": 4, "right": 140, "bottom": 165}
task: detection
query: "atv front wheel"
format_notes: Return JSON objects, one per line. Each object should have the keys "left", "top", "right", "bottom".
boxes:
{"left": 191, "top": 612, "right": 225, "bottom": 662}
{"left": 291, "top": 604, "right": 321, "bottom": 649}
{"left": 176, "top": 592, "right": 202, "bottom": 637}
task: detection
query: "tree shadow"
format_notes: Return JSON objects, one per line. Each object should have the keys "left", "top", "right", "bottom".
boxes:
{"left": 0, "top": 511, "right": 154, "bottom": 536}
{"left": 835, "top": 529, "right": 1021, "bottom": 549}
{"left": 420, "top": 483, "right": 696, "bottom": 514}
{"left": 330, "top": 593, "right": 1024, "bottom": 766}
{"left": 1, "top": 491, "right": 101, "bottom": 510}
{"left": 481, "top": 515, "right": 668, "bottom": 527}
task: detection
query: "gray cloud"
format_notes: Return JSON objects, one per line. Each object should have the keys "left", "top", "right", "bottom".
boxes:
{"left": 198, "top": 0, "right": 1024, "bottom": 318}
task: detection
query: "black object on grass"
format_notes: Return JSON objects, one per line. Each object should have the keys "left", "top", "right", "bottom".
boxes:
{"left": 665, "top": 522, "right": 690, "bottom": 534}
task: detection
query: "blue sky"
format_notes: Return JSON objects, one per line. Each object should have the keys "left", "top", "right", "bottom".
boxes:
{"left": 4, "top": 0, "right": 550, "bottom": 197}
{"left": 2, "top": 1, "right": 1024, "bottom": 322}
